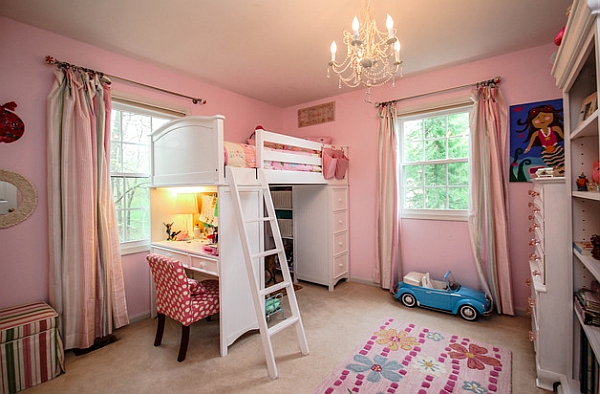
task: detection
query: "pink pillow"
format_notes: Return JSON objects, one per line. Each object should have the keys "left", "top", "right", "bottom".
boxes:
{"left": 186, "top": 278, "right": 206, "bottom": 295}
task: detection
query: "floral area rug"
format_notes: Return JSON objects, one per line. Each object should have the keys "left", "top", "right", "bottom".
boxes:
{"left": 313, "top": 318, "right": 511, "bottom": 394}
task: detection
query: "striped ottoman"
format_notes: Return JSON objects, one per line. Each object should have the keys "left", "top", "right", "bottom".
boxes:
{"left": 0, "top": 302, "right": 64, "bottom": 394}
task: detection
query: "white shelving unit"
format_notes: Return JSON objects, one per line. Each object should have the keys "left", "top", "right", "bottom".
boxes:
{"left": 527, "top": 178, "right": 570, "bottom": 391}
{"left": 552, "top": 0, "right": 600, "bottom": 392}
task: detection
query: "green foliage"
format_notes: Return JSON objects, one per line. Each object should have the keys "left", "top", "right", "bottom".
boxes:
{"left": 402, "top": 108, "right": 470, "bottom": 212}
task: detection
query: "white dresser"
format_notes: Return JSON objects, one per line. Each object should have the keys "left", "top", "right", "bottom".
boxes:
{"left": 293, "top": 185, "right": 350, "bottom": 290}
{"left": 527, "top": 178, "right": 570, "bottom": 390}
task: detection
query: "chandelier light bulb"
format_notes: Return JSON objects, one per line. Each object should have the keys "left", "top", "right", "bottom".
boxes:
{"left": 352, "top": 17, "right": 360, "bottom": 40}
{"left": 330, "top": 41, "right": 337, "bottom": 63}
{"left": 394, "top": 40, "right": 401, "bottom": 63}
{"left": 386, "top": 14, "right": 394, "bottom": 38}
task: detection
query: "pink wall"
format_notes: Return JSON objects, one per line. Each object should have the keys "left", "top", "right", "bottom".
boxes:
{"left": 281, "top": 44, "right": 563, "bottom": 313}
{"left": 0, "top": 17, "right": 281, "bottom": 318}
{"left": 0, "top": 15, "right": 563, "bottom": 317}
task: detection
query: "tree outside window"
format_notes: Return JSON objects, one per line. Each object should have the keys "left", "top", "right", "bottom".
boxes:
{"left": 400, "top": 106, "right": 471, "bottom": 220}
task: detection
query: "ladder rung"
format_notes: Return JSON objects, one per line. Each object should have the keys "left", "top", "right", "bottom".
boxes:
{"left": 244, "top": 216, "right": 276, "bottom": 224}
{"left": 261, "top": 280, "right": 292, "bottom": 296}
{"left": 252, "top": 249, "right": 282, "bottom": 260}
{"left": 268, "top": 316, "right": 299, "bottom": 336}
{"left": 234, "top": 185, "right": 268, "bottom": 191}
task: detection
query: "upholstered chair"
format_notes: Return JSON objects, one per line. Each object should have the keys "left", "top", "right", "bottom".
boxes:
{"left": 146, "top": 253, "right": 220, "bottom": 361}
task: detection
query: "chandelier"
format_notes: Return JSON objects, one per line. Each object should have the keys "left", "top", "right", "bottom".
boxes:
{"left": 328, "top": 1, "right": 402, "bottom": 88}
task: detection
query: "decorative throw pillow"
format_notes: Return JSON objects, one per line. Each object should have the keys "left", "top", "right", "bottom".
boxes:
{"left": 186, "top": 278, "right": 206, "bottom": 296}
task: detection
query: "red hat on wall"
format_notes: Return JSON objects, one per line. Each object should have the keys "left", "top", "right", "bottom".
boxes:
{"left": 0, "top": 102, "right": 25, "bottom": 143}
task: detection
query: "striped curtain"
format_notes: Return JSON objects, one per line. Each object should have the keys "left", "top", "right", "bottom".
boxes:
{"left": 47, "top": 68, "right": 129, "bottom": 349}
{"left": 468, "top": 84, "right": 514, "bottom": 315}
{"left": 375, "top": 103, "right": 401, "bottom": 291}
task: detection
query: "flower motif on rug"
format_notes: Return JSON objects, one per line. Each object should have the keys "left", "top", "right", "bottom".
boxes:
{"left": 411, "top": 355, "right": 447, "bottom": 376}
{"left": 345, "top": 354, "right": 403, "bottom": 383}
{"left": 462, "top": 380, "right": 488, "bottom": 394}
{"left": 426, "top": 331, "right": 444, "bottom": 341}
{"left": 374, "top": 328, "right": 418, "bottom": 351}
{"left": 448, "top": 343, "right": 503, "bottom": 370}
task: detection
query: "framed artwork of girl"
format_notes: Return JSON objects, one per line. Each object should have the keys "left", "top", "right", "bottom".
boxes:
{"left": 509, "top": 98, "right": 564, "bottom": 182}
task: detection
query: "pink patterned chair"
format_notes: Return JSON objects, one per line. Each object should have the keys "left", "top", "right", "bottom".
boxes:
{"left": 146, "top": 253, "right": 220, "bottom": 362}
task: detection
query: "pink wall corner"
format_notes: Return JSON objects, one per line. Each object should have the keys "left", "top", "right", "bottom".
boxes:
{"left": 281, "top": 43, "right": 563, "bottom": 313}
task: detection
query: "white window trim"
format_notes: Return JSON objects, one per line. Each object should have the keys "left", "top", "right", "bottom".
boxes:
{"left": 398, "top": 99, "right": 473, "bottom": 222}
{"left": 111, "top": 91, "right": 188, "bottom": 255}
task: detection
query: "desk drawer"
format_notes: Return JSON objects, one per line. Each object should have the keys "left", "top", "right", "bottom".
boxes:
{"left": 190, "top": 255, "right": 219, "bottom": 276}
{"left": 151, "top": 247, "right": 190, "bottom": 268}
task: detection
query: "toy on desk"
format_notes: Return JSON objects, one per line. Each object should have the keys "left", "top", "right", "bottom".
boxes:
{"left": 394, "top": 271, "right": 492, "bottom": 321}
{"left": 163, "top": 222, "right": 181, "bottom": 241}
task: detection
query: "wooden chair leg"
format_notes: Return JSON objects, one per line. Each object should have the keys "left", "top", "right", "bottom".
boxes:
{"left": 154, "top": 314, "right": 165, "bottom": 346}
{"left": 178, "top": 324, "right": 191, "bottom": 362}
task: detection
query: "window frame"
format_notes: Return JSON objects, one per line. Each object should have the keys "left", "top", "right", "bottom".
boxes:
{"left": 110, "top": 94, "right": 187, "bottom": 255}
{"left": 398, "top": 102, "right": 473, "bottom": 222}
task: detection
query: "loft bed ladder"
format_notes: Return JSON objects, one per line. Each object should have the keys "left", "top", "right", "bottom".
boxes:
{"left": 225, "top": 167, "right": 309, "bottom": 379}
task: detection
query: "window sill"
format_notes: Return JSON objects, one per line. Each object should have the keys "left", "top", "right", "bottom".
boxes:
{"left": 401, "top": 209, "right": 467, "bottom": 222}
{"left": 120, "top": 241, "right": 151, "bottom": 256}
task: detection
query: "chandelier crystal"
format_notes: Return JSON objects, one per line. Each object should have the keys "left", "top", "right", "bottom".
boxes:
{"left": 328, "top": 1, "right": 402, "bottom": 88}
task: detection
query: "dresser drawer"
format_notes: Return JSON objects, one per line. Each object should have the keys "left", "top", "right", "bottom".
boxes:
{"left": 332, "top": 187, "right": 348, "bottom": 211}
{"left": 151, "top": 247, "right": 190, "bottom": 268}
{"left": 190, "top": 255, "right": 219, "bottom": 276}
{"left": 333, "top": 232, "right": 348, "bottom": 255}
{"left": 333, "top": 253, "right": 348, "bottom": 278}
{"left": 333, "top": 210, "right": 348, "bottom": 233}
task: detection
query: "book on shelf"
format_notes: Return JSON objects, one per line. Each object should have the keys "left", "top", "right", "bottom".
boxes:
{"left": 580, "top": 330, "right": 599, "bottom": 394}
{"left": 575, "top": 241, "right": 594, "bottom": 255}
{"left": 575, "top": 295, "right": 600, "bottom": 327}
{"left": 577, "top": 288, "right": 600, "bottom": 313}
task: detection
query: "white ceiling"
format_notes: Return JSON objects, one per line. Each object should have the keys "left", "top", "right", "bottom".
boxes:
{"left": 0, "top": 0, "right": 572, "bottom": 107}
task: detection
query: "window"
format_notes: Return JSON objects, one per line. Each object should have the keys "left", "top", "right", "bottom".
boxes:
{"left": 110, "top": 100, "right": 179, "bottom": 254}
{"left": 399, "top": 105, "right": 472, "bottom": 221}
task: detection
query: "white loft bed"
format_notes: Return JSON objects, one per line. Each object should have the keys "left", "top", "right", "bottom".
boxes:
{"left": 150, "top": 115, "right": 348, "bottom": 187}
{"left": 149, "top": 115, "right": 349, "bottom": 358}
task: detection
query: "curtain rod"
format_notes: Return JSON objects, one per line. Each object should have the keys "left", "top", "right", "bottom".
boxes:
{"left": 375, "top": 76, "right": 501, "bottom": 107}
{"left": 44, "top": 56, "right": 207, "bottom": 105}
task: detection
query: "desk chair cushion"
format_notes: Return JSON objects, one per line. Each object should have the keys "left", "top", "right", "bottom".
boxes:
{"left": 147, "top": 254, "right": 219, "bottom": 326}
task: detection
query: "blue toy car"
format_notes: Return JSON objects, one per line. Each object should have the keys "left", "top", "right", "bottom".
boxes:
{"left": 394, "top": 271, "right": 492, "bottom": 321}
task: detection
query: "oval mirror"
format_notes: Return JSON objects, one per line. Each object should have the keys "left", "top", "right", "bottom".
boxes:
{"left": 0, "top": 169, "right": 37, "bottom": 228}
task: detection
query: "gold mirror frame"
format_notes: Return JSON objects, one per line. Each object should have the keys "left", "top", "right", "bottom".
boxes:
{"left": 0, "top": 169, "right": 37, "bottom": 229}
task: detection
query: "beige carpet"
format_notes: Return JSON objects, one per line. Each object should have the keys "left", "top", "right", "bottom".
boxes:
{"left": 22, "top": 281, "right": 551, "bottom": 394}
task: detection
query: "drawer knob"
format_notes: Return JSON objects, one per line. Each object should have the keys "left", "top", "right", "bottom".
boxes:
{"left": 525, "top": 278, "right": 532, "bottom": 287}
{"left": 528, "top": 224, "right": 539, "bottom": 232}
{"left": 528, "top": 239, "right": 540, "bottom": 246}
{"left": 528, "top": 297, "right": 536, "bottom": 307}
{"left": 528, "top": 190, "right": 539, "bottom": 197}
{"left": 528, "top": 331, "right": 536, "bottom": 342}
{"left": 529, "top": 253, "right": 540, "bottom": 261}
{"left": 532, "top": 270, "right": 540, "bottom": 277}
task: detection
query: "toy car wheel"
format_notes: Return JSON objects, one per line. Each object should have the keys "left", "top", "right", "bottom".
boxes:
{"left": 401, "top": 293, "right": 417, "bottom": 308}
{"left": 459, "top": 305, "right": 478, "bottom": 321}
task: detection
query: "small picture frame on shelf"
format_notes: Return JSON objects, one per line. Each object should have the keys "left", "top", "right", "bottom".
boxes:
{"left": 578, "top": 92, "right": 598, "bottom": 125}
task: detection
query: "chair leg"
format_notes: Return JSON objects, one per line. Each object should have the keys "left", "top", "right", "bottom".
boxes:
{"left": 154, "top": 314, "right": 165, "bottom": 346}
{"left": 178, "top": 324, "right": 191, "bottom": 362}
